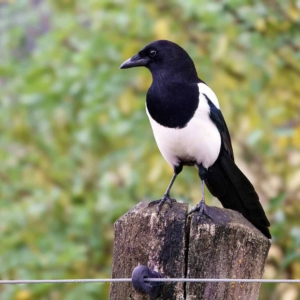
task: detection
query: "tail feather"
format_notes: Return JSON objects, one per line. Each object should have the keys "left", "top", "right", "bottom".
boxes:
{"left": 205, "top": 151, "right": 271, "bottom": 239}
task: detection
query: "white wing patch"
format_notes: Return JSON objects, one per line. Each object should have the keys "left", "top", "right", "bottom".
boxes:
{"left": 198, "top": 82, "right": 220, "bottom": 109}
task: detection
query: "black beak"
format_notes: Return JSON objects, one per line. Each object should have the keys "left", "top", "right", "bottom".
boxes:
{"left": 120, "top": 54, "right": 150, "bottom": 69}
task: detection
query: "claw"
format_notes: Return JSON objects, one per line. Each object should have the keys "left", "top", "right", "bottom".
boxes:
{"left": 188, "top": 199, "right": 213, "bottom": 221}
{"left": 148, "top": 194, "right": 176, "bottom": 212}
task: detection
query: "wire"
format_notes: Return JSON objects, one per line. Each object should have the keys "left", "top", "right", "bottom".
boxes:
{"left": 146, "top": 278, "right": 300, "bottom": 283}
{"left": 0, "top": 278, "right": 300, "bottom": 284}
{"left": 0, "top": 279, "right": 131, "bottom": 285}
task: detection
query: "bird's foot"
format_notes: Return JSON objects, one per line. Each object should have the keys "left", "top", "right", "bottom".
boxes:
{"left": 148, "top": 194, "right": 176, "bottom": 212}
{"left": 188, "top": 199, "right": 213, "bottom": 221}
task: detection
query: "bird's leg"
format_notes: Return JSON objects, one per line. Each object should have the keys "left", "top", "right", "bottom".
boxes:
{"left": 188, "top": 165, "right": 213, "bottom": 220}
{"left": 148, "top": 173, "right": 177, "bottom": 211}
{"left": 148, "top": 164, "right": 182, "bottom": 212}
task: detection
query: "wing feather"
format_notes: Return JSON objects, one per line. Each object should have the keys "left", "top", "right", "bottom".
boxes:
{"left": 203, "top": 93, "right": 234, "bottom": 161}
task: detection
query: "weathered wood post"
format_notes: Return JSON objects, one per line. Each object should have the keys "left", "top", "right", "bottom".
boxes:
{"left": 109, "top": 201, "right": 188, "bottom": 300}
{"left": 186, "top": 206, "right": 271, "bottom": 299}
{"left": 109, "top": 202, "right": 270, "bottom": 300}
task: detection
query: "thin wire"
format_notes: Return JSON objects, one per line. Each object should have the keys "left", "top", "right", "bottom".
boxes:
{"left": 146, "top": 278, "right": 300, "bottom": 283}
{"left": 0, "top": 278, "right": 300, "bottom": 285}
{"left": 0, "top": 279, "right": 131, "bottom": 285}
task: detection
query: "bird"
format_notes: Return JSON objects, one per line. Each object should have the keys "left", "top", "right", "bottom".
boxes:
{"left": 120, "top": 40, "right": 271, "bottom": 239}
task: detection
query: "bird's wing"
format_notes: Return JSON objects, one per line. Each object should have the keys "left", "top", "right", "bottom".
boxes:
{"left": 205, "top": 150, "right": 271, "bottom": 238}
{"left": 203, "top": 93, "right": 234, "bottom": 161}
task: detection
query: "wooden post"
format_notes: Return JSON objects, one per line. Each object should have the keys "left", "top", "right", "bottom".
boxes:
{"left": 109, "top": 201, "right": 189, "bottom": 300}
{"left": 186, "top": 206, "right": 271, "bottom": 300}
{"left": 109, "top": 202, "right": 270, "bottom": 300}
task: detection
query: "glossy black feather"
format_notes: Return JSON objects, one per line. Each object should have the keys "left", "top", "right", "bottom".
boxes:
{"left": 204, "top": 94, "right": 270, "bottom": 238}
{"left": 146, "top": 83, "right": 199, "bottom": 128}
{"left": 206, "top": 151, "right": 271, "bottom": 238}
{"left": 204, "top": 94, "right": 234, "bottom": 161}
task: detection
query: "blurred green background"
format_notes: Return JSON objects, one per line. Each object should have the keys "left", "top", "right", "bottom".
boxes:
{"left": 0, "top": 0, "right": 299, "bottom": 299}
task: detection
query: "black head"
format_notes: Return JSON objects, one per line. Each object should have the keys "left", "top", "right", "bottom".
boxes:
{"left": 120, "top": 40, "right": 199, "bottom": 83}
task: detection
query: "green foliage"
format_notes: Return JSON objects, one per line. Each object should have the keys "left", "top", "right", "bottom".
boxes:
{"left": 0, "top": 0, "right": 299, "bottom": 299}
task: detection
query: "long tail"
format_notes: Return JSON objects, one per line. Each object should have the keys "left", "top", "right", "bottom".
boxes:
{"left": 205, "top": 151, "right": 271, "bottom": 239}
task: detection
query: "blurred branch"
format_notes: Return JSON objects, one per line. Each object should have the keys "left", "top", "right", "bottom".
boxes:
{"left": 223, "top": 4, "right": 255, "bottom": 31}
{"left": 276, "top": 119, "right": 300, "bottom": 129}
{"left": 278, "top": 52, "right": 300, "bottom": 76}
{"left": 217, "top": 62, "right": 246, "bottom": 81}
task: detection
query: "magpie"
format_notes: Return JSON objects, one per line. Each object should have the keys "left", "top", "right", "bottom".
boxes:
{"left": 120, "top": 40, "right": 271, "bottom": 239}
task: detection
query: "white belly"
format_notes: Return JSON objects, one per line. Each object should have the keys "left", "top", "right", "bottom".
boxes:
{"left": 146, "top": 91, "right": 221, "bottom": 169}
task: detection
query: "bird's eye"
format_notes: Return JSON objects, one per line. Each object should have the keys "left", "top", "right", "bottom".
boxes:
{"left": 149, "top": 49, "right": 157, "bottom": 57}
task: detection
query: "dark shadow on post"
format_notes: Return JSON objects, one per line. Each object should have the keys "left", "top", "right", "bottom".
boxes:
{"left": 109, "top": 201, "right": 188, "bottom": 300}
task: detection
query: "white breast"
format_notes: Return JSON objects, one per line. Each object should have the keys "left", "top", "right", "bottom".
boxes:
{"left": 146, "top": 83, "right": 221, "bottom": 169}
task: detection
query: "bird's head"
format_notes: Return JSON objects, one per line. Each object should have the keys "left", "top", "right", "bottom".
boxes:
{"left": 120, "top": 40, "right": 198, "bottom": 83}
